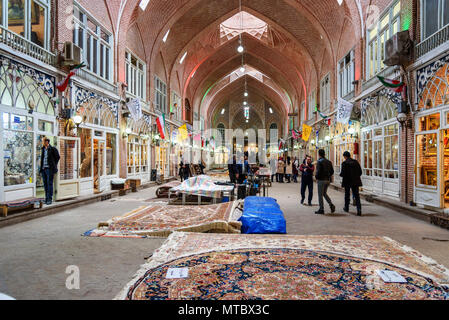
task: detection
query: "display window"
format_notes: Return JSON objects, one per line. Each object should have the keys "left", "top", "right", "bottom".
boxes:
{"left": 3, "top": 116, "right": 34, "bottom": 186}
{"left": 416, "top": 133, "right": 438, "bottom": 187}
{"left": 78, "top": 128, "right": 92, "bottom": 178}
{"left": 127, "top": 135, "right": 148, "bottom": 175}
{"left": 106, "top": 133, "right": 116, "bottom": 175}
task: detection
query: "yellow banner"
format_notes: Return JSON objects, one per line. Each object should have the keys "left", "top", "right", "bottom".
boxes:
{"left": 178, "top": 124, "right": 188, "bottom": 142}
{"left": 302, "top": 124, "right": 312, "bottom": 142}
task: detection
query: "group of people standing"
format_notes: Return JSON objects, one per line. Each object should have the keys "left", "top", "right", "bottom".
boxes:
{"left": 271, "top": 156, "right": 300, "bottom": 183}
{"left": 276, "top": 149, "right": 363, "bottom": 216}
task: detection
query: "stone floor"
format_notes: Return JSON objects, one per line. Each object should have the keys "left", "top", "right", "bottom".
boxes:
{"left": 1, "top": 180, "right": 449, "bottom": 300}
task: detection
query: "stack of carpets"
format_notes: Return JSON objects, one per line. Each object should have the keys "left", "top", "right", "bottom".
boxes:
{"left": 155, "top": 181, "right": 182, "bottom": 198}
{"left": 84, "top": 202, "right": 242, "bottom": 238}
{"left": 116, "top": 232, "right": 449, "bottom": 300}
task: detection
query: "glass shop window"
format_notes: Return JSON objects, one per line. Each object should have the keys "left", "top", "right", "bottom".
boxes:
{"left": 419, "top": 113, "right": 440, "bottom": 131}
{"left": 384, "top": 124, "right": 399, "bottom": 179}
{"left": 363, "top": 130, "right": 373, "bottom": 176}
{"left": 416, "top": 133, "right": 438, "bottom": 187}
{"left": 3, "top": 112, "right": 34, "bottom": 186}
{"left": 78, "top": 128, "right": 92, "bottom": 178}
{"left": 38, "top": 119, "right": 53, "bottom": 133}
{"left": 6, "top": 0, "right": 49, "bottom": 49}
{"left": 106, "top": 133, "right": 116, "bottom": 175}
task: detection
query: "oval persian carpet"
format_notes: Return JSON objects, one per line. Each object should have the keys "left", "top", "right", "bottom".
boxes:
{"left": 124, "top": 248, "right": 448, "bottom": 300}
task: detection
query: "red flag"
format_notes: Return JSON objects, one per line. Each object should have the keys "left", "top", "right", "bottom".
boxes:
{"left": 57, "top": 72, "right": 75, "bottom": 92}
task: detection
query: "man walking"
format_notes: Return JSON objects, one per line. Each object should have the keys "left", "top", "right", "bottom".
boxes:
{"left": 40, "top": 138, "right": 60, "bottom": 205}
{"left": 315, "top": 149, "right": 335, "bottom": 215}
{"left": 300, "top": 156, "right": 314, "bottom": 206}
{"left": 228, "top": 155, "right": 237, "bottom": 184}
{"left": 340, "top": 151, "right": 363, "bottom": 216}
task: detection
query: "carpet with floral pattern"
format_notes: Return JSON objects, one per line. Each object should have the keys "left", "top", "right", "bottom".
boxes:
{"left": 116, "top": 233, "right": 449, "bottom": 300}
{"left": 84, "top": 202, "right": 242, "bottom": 238}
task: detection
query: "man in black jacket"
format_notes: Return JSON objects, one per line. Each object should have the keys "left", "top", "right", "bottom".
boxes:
{"left": 228, "top": 156, "right": 237, "bottom": 184}
{"left": 315, "top": 149, "right": 335, "bottom": 215}
{"left": 40, "top": 138, "right": 60, "bottom": 205}
{"left": 340, "top": 151, "right": 363, "bottom": 216}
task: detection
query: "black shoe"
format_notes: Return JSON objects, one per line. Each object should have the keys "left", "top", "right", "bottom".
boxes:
{"left": 330, "top": 205, "right": 336, "bottom": 213}
{"left": 315, "top": 210, "right": 325, "bottom": 215}
{"left": 301, "top": 199, "right": 305, "bottom": 205}
{"left": 308, "top": 203, "right": 312, "bottom": 207}
{"left": 357, "top": 211, "right": 362, "bottom": 216}
{"left": 343, "top": 207, "right": 349, "bottom": 213}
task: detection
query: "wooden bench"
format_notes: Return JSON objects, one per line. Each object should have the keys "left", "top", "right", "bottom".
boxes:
{"left": 0, "top": 197, "right": 44, "bottom": 217}
{"left": 127, "top": 179, "right": 142, "bottom": 192}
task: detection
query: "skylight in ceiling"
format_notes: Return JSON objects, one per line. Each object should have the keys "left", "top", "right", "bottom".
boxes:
{"left": 139, "top": 0, "right": 150, "bottom": 11}
{"left": 220, "top": 11, "right": 268, "bottom": 41}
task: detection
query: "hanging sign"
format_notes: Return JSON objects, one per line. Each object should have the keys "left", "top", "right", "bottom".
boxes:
{"left": 127, "top": 98, "right": 142, "bottom": 121}
{"left": 302, "top": 124, "right": 312, "bottom": 142}
{"left": 337, "top": 98, "right": 354, "bottom": 124}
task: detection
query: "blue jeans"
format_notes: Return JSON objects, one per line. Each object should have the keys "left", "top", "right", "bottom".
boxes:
{"left": 41, "top": 168, "right": 54, "bottom": 202}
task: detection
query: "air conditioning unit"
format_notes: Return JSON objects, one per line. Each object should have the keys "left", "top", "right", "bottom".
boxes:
{"left": 384, "top": 30, "right": 413, "bottom": 66}
{"left": 62, "top": 41, "right": 83, "bottom": 66}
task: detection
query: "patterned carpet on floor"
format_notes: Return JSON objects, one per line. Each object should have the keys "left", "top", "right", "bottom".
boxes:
{"left": 84, "top": 202, "right": 242, "bottom": 238}
{"left": 116, "top": 232, "right": 449, "bottom": 300}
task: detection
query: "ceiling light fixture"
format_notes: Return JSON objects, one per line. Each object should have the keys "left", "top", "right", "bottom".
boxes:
{"left": 237, "top": 0, "right": 244, "bottom": 53}
{"left": 269, "top": 107, "right": 273, "bottom": 114}
{"left": 244, "top": 92, "right": 248, "bottom": 97}
{"left": 237, "top": 42, "right": 244, "bottom": 53}
{"left": 221, "top": 108, "right": 225, "bottom": 115}
{"left": 337, "top": 0, "right": 343, "bottom": 5}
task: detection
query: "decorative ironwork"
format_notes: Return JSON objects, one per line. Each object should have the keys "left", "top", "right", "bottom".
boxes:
{"left": 74, "top": 85, "right": 119, "bottom": 127}
{"left": 0, "top": 54, "right": 55, "bottom": 97}
{"left": 417, "top": 53, "right": 449, "bottom": 99}
{"left": 416, "top": 24, "right": 449, "bottom": 59}
{"left": 0, "top": 26, "right": 56, "bottom": 66}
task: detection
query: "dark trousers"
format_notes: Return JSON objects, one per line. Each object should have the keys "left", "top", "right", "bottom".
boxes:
{"left": 286, "top": 174, "right": 291, "bottom": 183}
{"left": 277, "top": 173, "right": 284, "bottom": 183}
{"left": 293, "top": 174, "right": 298, "bottom": 183}
{"left": 271, "top": 174, "right": 275, "bottom": 182}
{"left": 345, "top": 186, "right": 362, "bottom": 212}
{"left": 301, "top": 178, "right": 313, "bottom": 204}
{"left": 41, "top": 168, "right": 54, "bottom": 202}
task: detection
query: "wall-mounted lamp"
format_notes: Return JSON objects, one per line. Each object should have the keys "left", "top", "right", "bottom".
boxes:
{"left": 123, "top": 128, "right": 132, "bottom": 138}
{"left": 397, "top": 112, "right": 412, "bottom": 129}
{"left": 73, "top": 115, "right": 83, "bottom": 128}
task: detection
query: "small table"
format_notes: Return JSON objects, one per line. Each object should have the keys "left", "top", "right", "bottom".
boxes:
{"left": 258, "top": 175, "right": 271, "bottom": 197}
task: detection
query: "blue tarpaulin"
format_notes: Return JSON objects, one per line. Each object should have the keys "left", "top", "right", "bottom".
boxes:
{"left": 239, "top": 196, "right": 287, "bottom": 234}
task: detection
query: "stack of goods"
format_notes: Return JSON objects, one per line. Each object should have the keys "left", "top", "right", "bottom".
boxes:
{"left": 239, "top": 197, "right": 287, "bottom": 234}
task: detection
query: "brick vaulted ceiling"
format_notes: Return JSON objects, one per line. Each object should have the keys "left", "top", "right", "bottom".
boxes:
{"left": 119, "top": 0, "right": 364, "bottom": 127}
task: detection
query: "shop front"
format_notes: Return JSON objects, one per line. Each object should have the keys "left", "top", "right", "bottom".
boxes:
{"left": 71, "top": 85, "right": 120, "bottom": 197}
{"left": 0, "top": 55, "right": 57, "bottom": 202}
{"left": 332, "top": 122, "right": 360, "bottom": 186}
{"left": 414, "top": 59, "right": 449, "bottom": 209}
{"left": 360, "top": 94, "right": 400, "bottom": 199}
{"left": 126, "top": 115, "right": 151, "bottom": 183}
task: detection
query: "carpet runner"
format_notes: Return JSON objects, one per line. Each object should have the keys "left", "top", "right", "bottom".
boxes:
{"left": 84, "top": 202, "right": 242, "bottom": 238}
{"left": 116, "top": 232, "right": 449, "bottom": 300}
